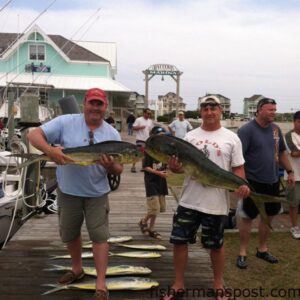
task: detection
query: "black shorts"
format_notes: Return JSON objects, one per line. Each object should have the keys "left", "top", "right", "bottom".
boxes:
{"left": 242, "top": 179, "right": 281, "bottom": 219}
{"left": 169, "top": 205, "right": 225, "bottom": 249}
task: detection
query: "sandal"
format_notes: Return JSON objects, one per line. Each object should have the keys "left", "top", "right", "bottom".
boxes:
{"left": 160, "top": 288, "right": 185, "bottom": 300}
{"left": 139, "top": 219, "right": 149, "bottom": 236}
{"left": 149, "top": 230, "right": 162, "bottom": 240}
{"left": 94, "top": 289, "right": 109, "bottom": 300}
{"left": 58, "top": 269, "right": 85, "bottom": 285}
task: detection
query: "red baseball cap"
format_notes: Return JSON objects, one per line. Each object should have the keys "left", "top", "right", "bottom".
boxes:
{"left": 84, "top": 88, "right": 107, "bottom": 104}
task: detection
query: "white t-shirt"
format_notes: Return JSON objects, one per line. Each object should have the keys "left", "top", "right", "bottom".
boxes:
{"left": 284, "top": 131, "right": 300, "bottom": 181}
{"left": 169, "top": 119, "right": 193, "bottom": 139}
{"left": 179, "top": 127, "right": 245, "bottom": 215}
{"left": 133, "top": 116, "right": 154, "bottom": 141}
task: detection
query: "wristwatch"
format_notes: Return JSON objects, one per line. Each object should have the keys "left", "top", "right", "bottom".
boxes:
{"left": 287, "top": 170, "right": 294, "bottom": 175}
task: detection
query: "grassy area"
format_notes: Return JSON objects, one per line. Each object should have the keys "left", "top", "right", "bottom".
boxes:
{"left": 224, "top": 232, "right": 300, "bottom": 300}
{"left": 167, "top": 174, "right": 300, "bottom": 300}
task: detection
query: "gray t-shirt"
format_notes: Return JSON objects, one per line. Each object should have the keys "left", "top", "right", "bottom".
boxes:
{"left": 238, "top": 120, "right": 286, "bottom": 184}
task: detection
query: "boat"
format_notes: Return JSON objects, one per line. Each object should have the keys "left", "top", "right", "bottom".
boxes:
{"left": 0, "top": 140, "right": 57, "bottom": 249}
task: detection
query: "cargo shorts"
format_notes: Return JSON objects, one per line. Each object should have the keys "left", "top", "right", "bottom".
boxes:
{"left": 169, "top": 205, "right": 225, "bottom": 249}
{"left": 57, "top": 189, "right": 110, "bottom": 243}
{"left": 147, "top": 195, "right": 166, "bottom": 216}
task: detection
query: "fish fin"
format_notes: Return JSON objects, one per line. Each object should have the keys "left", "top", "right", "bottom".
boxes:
{"left": 41, "top": 284, "right": 66, "bottom": 295}
{"left": 110, "top": 153, "right": 123, "bottom": 161}
{"left": 49, "top": 255, "right": 64, "bottom": 260}
{"left": 249, "top": 191, "right": 286, "bottom": 230}
{"left": 43, "top": 264, "right": 67, "bottom": 271}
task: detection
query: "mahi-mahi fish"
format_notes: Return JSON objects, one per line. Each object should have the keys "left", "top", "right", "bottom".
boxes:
{"left": 42, "top": 277, "right": 159, "bottom": 295}
{"left": 8, "top": 140, "right": 143, "bottom": 170}
{"left": 83, "top": 235, "right": 133, "bottom": 246}
{"left": 50, "top": 251, "right": 161, "bottom": 259}
{"left": 83, "top": 243, "right": 166, "bottom": 251}
{"left": 145, "top": 135, "right": 288, "bottom": 228}
{"left": 44, "top": 264, "right": 152, "bottom": 276}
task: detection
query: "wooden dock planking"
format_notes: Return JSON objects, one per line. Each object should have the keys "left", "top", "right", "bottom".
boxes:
{"left": 0, "top": 165, "right": 215, "bottom": 300}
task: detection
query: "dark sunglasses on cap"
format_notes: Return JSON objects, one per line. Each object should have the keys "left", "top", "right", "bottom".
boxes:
{"left": 257, "top": 98, "right": 277, "bottom": 109}
{"left": 200, "top": 102, "right": 219, "bottom": 108}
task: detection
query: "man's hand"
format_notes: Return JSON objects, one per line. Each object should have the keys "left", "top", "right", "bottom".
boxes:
{"left": 168, "top": 156, "right": 183, "bottom": 173}
{"left": 97, "top": 154, "right": 123, "bottom": 175}
{"left": 234, "top": 184, "right": 251, "bottom": 198}
{"left": 46, "top": 146, "right": 74, "bottom": 165}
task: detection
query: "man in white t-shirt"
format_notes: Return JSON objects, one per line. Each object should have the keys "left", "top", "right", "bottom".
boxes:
{"left": 163, "top": 96, "right": 250, "bottom": 300}
{"left": 168, "top": 111, "right": 193, "bottom": 139}
{"left": 284, "top": 110, "right": 300, "bottom": 239}
{"left": 131, "top": 108, "right": 154, "bottom": 173}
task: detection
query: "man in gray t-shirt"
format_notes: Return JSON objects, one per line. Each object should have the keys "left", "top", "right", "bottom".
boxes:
{"left": 236, "top": 98, "right": 295, "bottom": 270}
{"left": 168, "top": 111, "right": 193, "bottom": 139}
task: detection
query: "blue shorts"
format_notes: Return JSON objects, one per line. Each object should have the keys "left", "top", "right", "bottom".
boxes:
{"left": 170, "top": 205, "right": 225, "bottom": 249}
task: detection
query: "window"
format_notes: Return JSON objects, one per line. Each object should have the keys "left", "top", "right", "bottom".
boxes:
{"left": 29, "top": 44, "right": 45, "bottom": 60}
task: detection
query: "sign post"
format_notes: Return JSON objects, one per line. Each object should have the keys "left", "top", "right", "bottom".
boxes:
{"left": 142, "top": 64, "right": 183, "bottom": 116}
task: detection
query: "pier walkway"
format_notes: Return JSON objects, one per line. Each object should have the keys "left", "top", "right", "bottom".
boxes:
{"left": 0, "top": 131, "right": 215, "bottom": 300}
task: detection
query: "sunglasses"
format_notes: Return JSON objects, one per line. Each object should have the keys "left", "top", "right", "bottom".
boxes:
{"left": 257, "top": 98, "right": 276, "bottom": 109}
{"left": 88, "top": 131, "right": 94, "bottom": 145}
{"left": 200, "top": 103, "right": 219, "bottom": 108}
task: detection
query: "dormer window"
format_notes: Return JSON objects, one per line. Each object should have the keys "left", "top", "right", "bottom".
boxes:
{"left": 29, "top": 44, "right": 45, "bottom": 60}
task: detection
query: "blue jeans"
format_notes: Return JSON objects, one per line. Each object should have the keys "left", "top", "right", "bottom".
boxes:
{"left": 128, "top": 123, "right": 133, "bottom": 135}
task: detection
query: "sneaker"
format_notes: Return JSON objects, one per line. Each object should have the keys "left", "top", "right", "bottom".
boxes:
{"left": 290, "top": 226, "right": 300, "bottom": 239}
{"left": 256, "top": 249, "right": 278, "bottom": 264}
{"left": 236, "top": 255, "right": 248, "bottom": 269}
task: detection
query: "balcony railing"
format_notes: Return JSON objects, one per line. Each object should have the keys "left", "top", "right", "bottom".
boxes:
{"left": 25, "top": 63, "right": 51, "bottom": 73}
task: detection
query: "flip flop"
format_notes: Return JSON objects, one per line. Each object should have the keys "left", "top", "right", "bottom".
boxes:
{"left": 160, "top": 288, "right": 185, "bottom": 300}
{"left": 148, "top": 230, "right": 162, "bottom": 240}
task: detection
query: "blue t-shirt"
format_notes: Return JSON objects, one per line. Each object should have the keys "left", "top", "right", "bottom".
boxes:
{"left": 41, "top": 114, "right": 121, "bottom": 197}
{"left": 238, "top": 120, "right": 286, "bottom": 184}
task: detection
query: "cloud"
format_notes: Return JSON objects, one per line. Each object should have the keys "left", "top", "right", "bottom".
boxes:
{"left": 1, "top": 0, "right": 300, "bottom": 112}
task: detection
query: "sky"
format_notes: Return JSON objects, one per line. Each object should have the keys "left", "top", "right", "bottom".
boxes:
{"left": 1, "top": 0, "right": 300, "bottom": 113}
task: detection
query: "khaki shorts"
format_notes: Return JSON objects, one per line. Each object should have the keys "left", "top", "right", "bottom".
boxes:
{"left": 147, "top": 195, "right": 166, "bottom": 215}
{"left": 286, "top": 182, "right": 300, "bottom": 208}
{"left": 57, "top": 189, "right": 110, "bottom": 243}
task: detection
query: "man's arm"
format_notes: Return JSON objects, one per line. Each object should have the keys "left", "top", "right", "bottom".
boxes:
{"left": 168, "top": 126, "right": 175, "bottom": 136}
{"left": 232, "top": 165, "right": 250, "bottom": 198}
{"left": 97, "top": 154, "right": 123, "bottom": 175}
{"left": 279, "top": 150, "right": 295, "bottom": 186}
{"left": 27, "top": 128, "right": 73, "bottom": 165}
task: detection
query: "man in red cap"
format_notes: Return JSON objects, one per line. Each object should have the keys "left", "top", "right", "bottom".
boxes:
{"left": 28, "top": 87, "right": 122, "bottom": 300}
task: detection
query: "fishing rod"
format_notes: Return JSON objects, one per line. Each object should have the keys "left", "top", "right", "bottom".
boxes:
{"left": 0, "top": 0, "right": 57, "bottom": 95}
{"left": 20, "top": 7, "right": 103, "bottom": 95}
{"left": 0, "top": 0, "right": 14, "bottom": 13}
{"left": 0, "top": 0, "right": 57, "bottom": 58}
{"left": 0, "top": 7, "right": 102, "bottom": 100}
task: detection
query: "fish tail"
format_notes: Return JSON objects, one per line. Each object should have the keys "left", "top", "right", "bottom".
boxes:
{"left": 249, "top": 194, "right": 272, "bottom": 229}
{"left": 43, "top": 264, "right": 66, "bottom": 271}
{"left": 49, "top": 255, "right": 64, "bottom": 260}
{"left": 42, "top": 284, "right": 66, "bottom": 295}
{"left": 249, "top": 192, "right": 286, "bottom": 229}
